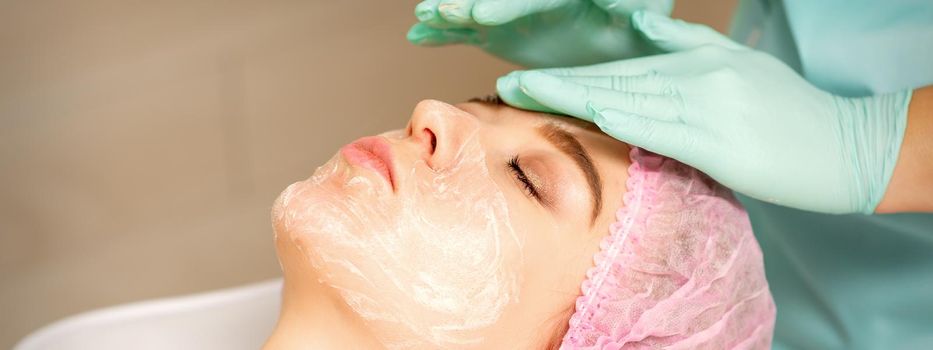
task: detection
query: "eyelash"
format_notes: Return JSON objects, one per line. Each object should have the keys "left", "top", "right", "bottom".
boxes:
{"left": 468, "top": 94, "right": 504, "bottom": 105}
{"left": 508, "top": 155, "right": 541, "bottom": 200}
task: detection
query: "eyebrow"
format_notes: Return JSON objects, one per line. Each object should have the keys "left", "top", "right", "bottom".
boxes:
{"left": 537, "top": 123, "right": 603, "bottom": 226}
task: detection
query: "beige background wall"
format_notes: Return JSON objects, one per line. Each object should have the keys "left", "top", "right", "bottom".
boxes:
{"left": 0, "top": 1, "right": 736, "bottom": 347}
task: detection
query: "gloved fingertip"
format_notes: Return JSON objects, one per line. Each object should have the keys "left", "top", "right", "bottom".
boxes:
{"left": 407, "top": 25, "right": 475, "bottom": 46}
{"left": 590, "top": 102, "right": 617, "bottom": 125}
{"left": 496, "top": 71, "right": 522, "bottom": 93}
{"left": 472, "top": 0, "right": 512, "bottom": 25}
{"left": 520, "top": 71, "right": 574, "bottom": 106}
{"left": 438, "top": 1, "right": 472, "bottom": 24}
{"left": 415, "top": 1, "right": 438, "bottom": 22}
{"left": 585, "top": 101, "right": 602, "bottom": 117}
{"left": 591, "top": 0, "right": 625, "bottom": 13}
{"left": 630, "top": 10, "right": 646, "bottom": 28}
{"left": 593, "top": 115, "right": 612, "bottom": 132}
{"left": 406, "top": 24, "right": 433, "bottom": 44}
{"left": 497, "top": 71, "right": 558, "bottom": 113}
{"left": 517, "top": 71, "right": 555, "bottom": 89}
{"left": 632, "top": 10, "right": 668, "bottom": 39}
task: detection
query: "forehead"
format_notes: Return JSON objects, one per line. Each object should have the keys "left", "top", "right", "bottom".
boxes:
{"left": 458, "top": 101, "right": 598, "bottom": 132}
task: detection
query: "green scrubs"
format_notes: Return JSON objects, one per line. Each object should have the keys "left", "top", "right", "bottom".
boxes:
{"left": 729, "top": 0, "right": 933, "bottom": 348}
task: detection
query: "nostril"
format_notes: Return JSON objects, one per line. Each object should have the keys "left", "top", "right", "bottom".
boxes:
{"left": 425, "top": 129, "right": 437, "bottom": 155}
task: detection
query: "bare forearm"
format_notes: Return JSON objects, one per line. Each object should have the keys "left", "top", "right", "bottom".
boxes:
{"left": 876, "top": 86, "right": 933, "bottom": 213}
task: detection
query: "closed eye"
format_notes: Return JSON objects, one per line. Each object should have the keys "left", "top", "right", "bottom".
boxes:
{"left": 508, "top": 155, "right": 541, "bottom": 201}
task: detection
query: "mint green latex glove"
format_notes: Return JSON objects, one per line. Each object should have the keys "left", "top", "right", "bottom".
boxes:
{"left": 499, "top": 11, "right": 913, "bottom": 214}
{"left": 406, "top": 0, "right": 673, "bottom": 68}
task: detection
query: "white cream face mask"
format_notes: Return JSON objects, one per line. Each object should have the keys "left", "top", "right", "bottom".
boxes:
{"left": 271, "top": 112, "right": 524, "bottom": 348}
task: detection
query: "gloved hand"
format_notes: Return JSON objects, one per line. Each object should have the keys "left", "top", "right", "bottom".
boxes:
{"left": 498, "top": 11, "right": 913, "bottom": 214}
{"left": 406, "top": 0, "right": 674, "bottom": 68}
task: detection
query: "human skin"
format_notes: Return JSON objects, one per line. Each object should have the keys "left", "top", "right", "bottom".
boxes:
{"left": 263, "top": 98, "right": 631, "bottom": 349}
{"left": 876, "top": 86, "right": 933, "bottom": 213}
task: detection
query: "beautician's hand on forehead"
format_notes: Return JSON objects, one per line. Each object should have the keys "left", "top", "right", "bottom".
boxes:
{"left": 497, "top": 11, "right": 914, "bottom": 215}
{"left": 406, "top": 0, "right": 673, "bottom": 68}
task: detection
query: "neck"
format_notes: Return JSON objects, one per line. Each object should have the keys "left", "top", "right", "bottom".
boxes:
{"left": 264, "top": 240, "right": 384, "bottom": 349}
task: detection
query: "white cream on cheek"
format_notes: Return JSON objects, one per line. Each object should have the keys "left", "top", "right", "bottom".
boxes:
{"left": 272, "top": 124, "right": 524, "bottom": 348}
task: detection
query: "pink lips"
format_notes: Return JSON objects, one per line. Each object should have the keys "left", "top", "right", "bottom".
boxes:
{"left": 340, "top": 136, "right": 396, "bottom": 191}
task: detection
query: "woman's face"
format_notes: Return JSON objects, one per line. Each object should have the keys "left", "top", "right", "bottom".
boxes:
{"left": 272, "top": 99, "right": 630, "bottom": 348}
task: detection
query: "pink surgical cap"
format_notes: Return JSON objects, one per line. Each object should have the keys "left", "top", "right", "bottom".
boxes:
{"left": 561, "top": 147, "right": 776, "bottom": 349}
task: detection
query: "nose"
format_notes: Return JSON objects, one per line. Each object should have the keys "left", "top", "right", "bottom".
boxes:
{"left": 406, "top": 99, "right": 480, "bottom": 170}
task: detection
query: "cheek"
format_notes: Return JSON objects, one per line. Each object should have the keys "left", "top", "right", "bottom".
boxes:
{"left": 489, "top": 205, "right": 601, "bottom": 345}
{"left": 271, "top": 141, "right": 524, "bottom": 348}
{"left": 515, "top": 210, "right": 595, "bottom": 302}
{"left": 507, "top": 204, "right": 560, "bottom": 273}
